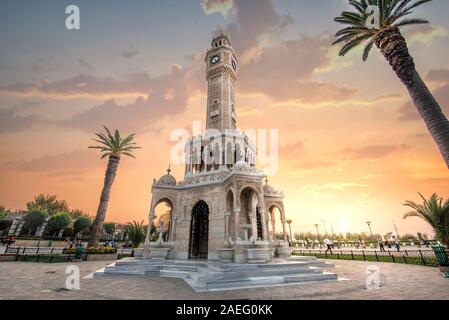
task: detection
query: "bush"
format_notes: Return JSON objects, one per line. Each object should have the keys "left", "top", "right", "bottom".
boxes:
{"left": 45, "top": 211, "right": 71, "bottom": 237}
{"left": 22, "top": 209, "right": 48, "bottom": 235}
{"left": 63, "top": 247, "right": 117, "bottom": 255}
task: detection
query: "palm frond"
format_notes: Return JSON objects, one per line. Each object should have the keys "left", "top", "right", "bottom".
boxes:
{"left": 89, "top": 126, "right": 140, "bottom": 159}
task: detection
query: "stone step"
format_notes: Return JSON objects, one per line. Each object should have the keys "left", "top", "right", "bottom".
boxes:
{"left": 212, "top": 267, "right": 322, "bottom": 280}
{"left": 95, "top": 258, "right": 338, "bottom": 292}
{"left": 203, "top": 272, "right": 336, "bottom": 290}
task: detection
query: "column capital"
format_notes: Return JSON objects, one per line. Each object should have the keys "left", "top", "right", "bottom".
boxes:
{"left": 234, "top": 209, "right": 241, "bottom": 214}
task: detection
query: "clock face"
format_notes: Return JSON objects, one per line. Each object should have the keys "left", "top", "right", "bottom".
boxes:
{"left": 232, "top": 60, "right": 237, "bottom": 70}
{"left": 211, "top": 55, "right": 220, "bottom": 64}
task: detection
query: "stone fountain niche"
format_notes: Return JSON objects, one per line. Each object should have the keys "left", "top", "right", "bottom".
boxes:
{"left": 143, "top": 221, "right": 174, "bottom": 260}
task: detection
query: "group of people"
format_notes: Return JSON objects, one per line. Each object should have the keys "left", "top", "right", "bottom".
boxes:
{"left": 0, "top": 235, "right": 16, "bottom": 246}
{"left": 310, "top": 237, "right": 403, "bottom": 254}
{"left": 67, "top": 239, "right": 84, "bottom": 249}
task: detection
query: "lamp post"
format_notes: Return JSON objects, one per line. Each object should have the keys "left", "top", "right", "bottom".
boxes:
{"left": 366, "top": 221, "right": 375, "bottom": 247}
{"left": 321, "top": 219, "right": 328, "bottom": 235}
{"left": 314, "top": 224, "right": 320, "bottom": 248}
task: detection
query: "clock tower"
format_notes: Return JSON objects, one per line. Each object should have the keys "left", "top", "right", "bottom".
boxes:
{"left": 205, "top": 32, "right": 238, "bottom": 131}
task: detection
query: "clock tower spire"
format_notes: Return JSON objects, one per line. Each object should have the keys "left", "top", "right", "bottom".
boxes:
{"left": 205, "top": 32, "right": 238, "bottom": 131}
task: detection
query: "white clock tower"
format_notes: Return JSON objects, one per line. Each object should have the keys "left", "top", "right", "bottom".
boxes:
{"left": 205, "top": 32, "right": 238, "bottom": 131}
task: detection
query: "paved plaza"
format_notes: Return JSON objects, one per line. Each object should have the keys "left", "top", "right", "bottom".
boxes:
{"left": 0, "top": 259, "right": 448, "bottom": 300}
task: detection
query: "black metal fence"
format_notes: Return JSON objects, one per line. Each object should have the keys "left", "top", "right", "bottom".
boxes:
{"left": 293, "top": 249, "right": 439, "bottom": 267}
{"left": 2, "top": 246, "right": 134, "bottom": 263}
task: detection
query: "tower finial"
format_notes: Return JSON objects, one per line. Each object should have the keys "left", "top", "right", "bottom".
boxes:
{"left": 167, "top": 165, "right": 171, "bottom": 175}
{"left": 265, "top": 177, "right": 269, "bottom": 185}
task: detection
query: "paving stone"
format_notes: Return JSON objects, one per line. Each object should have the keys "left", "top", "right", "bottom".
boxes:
{"left": 0, "top": 259, "right": 448, "bottom": 300}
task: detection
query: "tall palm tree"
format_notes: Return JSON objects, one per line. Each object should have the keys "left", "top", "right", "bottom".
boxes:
{"left": 403, "top": 193, "right": 449, "bottom": 245}
{"left": 333, "top": 0, "right": 449, "bottom": 168}
{"left": 87, "top": 126, "right": 140, "bottom": 248}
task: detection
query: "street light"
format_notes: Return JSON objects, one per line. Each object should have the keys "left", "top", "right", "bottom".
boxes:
{"left": 321, "top": 219, "right": 328, "bottom": 235}
{"left": 314, "top": 224, "right": 320, "bottom": 248}
{"left": 366, "top": 221, "right": 375, "bottom": 247}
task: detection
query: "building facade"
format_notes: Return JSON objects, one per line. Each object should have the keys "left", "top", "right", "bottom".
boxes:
{"left": 144, "top": 33, "right": 289, "bottom": 263}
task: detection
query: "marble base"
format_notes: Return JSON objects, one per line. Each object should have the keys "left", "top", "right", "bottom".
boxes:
{"left": 216, "top": 248, "right": 234, "bottom": 263}
{"left": 246, "top": 248, "right": 272, "bottom": 263}
{"left": 150, "top": 247, "right": 170, "bottom": 260}
{"left": 277, "top": 246, "right": 293, "bottom": 259}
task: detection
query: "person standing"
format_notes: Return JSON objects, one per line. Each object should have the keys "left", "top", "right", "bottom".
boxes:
{"left": 379, "top": 240, "right": 385, "bottom": 252}
{"left": 395, "top": 239, "right": 401, "bottom": 252}
{"left": 324, "top": 238, "right": 333, "bottom": 254}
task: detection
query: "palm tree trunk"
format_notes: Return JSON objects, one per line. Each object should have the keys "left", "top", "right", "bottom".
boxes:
{"left": 88, "top": 155, "right": 120, "bottom": 248}
{"left": 375, "top": 26, "right": 449, "bottom": 169}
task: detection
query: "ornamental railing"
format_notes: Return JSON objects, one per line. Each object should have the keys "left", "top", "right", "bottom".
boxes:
{"left": 293, "top": 248, "right": 439, "bottom": 267}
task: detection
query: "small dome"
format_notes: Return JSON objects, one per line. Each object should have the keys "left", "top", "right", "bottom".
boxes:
{"left": 158, "top": 174, "right": 177, "bottom": 186}
{"left": 263, "top": 183, "right": 276, "bottom": 195}
{"left": 157, "top": 166, "right": 177, "bottom": 186}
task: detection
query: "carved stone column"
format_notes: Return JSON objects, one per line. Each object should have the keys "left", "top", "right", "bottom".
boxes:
{"left": 234, "top": 209, "right": 241, "bottom": 241}
{"left": 224, "top": 211, "right": 231, "bottom": 241}
{"left": 259, "top": 209, "right": 268, "bottom": 240}
{"left": 169, "top": 215, "right": 177, "bottom": 242}
{"left": 250, "top": 210, "right": 258, "bottom": 240}
{"left": 271, "top": 213, "right": 276, "bottom": 238}
{"left": 282, "top": 217, "right": 288, "bottom": 242}
{"left": 145, "top": 205, "right": 156, "bottom": 245}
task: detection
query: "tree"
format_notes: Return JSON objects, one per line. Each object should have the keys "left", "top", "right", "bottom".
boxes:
{"left": 70, "top": 209, "right": 89, "bottom": 219}
{"left": 404, "top": 193, "right": 449, "bottom": 245}
{"left": 22, "top": 209, "right": 48, "bottom": 236}
{"left": 0, "top": 206, "right": 7, "bottom": 220}
{"left": 73, "top": 216, "right": 92, "bottom": 237}
{"left": 126, "top": 221, "right": 146, "bottom": 248}
{"left": 333, "top": 0, "right": 449, "bottom": 168}
{"left": 26, "top": 194, "right": 69, "bottom": 216}
{"left": 103, "top": 222, "right": 116, "bottom": 239}
{"left": 87, "top": 126, "right": 140, "bottom": 248}
{"left": 45, "top": 211, "right": 72, "bottom": 237}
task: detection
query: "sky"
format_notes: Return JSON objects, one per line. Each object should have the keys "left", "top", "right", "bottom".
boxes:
{"left": 0, "top": 0, "right": 448, "bottom": 237}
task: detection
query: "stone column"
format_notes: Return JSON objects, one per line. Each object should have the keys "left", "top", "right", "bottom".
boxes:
{"left": 282, "top": 217, "right": 288, "bottom": 242}
{"left": 250, "top": 210, "right": 257, "bottom": 241}
{"left": 234, "top": 209, "right": 241, "bottom": 241}
{"left": 145, "top": 205, "right": 156, "bottom": 245}
{"left": 259, "top": 209, "right": 268, "bottom": 241}
{"left": 169, "top": 215, "right": 177, "bottom": 242}
{"left": 224, "top": 212, "right": 231, "bottom": 242}
{"left": 271, "top": 213, "right": 276, "bottom": 238}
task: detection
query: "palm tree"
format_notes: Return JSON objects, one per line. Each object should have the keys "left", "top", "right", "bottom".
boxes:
{"left": 403, "top": 193, "right": 449, "bottom": 245}
{"left": 126, "top": 220, "right": 147, "bottom": 248}
{"left": 87, "top": 126, "right": 140, "bottom": 248}
{"left": 333, "top": 0, "right": 449, "bottom": 168}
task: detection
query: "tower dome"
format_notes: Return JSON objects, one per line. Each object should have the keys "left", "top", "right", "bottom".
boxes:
{"left": 157, "top": 166, "right": 177, "bottom": 186}
{"left": 263, "top": 178, "right": 276, "bottom": 195}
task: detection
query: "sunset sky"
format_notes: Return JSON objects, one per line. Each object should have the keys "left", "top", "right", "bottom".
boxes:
{"left": 1, "top": 0, "right": 448, "bottom": 237}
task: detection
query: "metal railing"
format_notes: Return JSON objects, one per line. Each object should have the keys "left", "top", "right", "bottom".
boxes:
{"left": 293, "top": 248, "right": 439, "bottom": 267}
{"left": 2, "top": 246, "right": 134, "bottom": 263}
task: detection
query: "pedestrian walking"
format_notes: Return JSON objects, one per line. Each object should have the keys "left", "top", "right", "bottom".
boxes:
{"left": 324, "top": 238, "right": 333, "bottom": 254}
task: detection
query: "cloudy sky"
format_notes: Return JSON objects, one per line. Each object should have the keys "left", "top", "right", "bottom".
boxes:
{"left": 1, "top": 0, "right": 448, "bottom": 236}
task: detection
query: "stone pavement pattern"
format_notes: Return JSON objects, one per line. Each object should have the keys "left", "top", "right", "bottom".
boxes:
{"left": 0, "top": 259, "right": 448, "bottom": 300}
